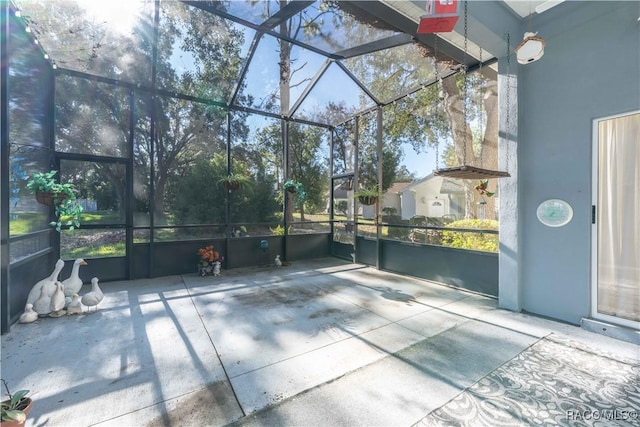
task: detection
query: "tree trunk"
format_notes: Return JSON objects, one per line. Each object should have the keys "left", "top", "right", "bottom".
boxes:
{"left": 479, "top": 79, "right": 499, "bottom": 219}
{"left": 441, "top": 75, "right": 475, "bottom": 219}
{"left": 441, "top": 74, "right": 500, "bottom": 220}
{"left": 278, "top": 3, "right": 295, "bottom": 224}
{"left": 154, "top": 173, "right": 167, "bottom": 222}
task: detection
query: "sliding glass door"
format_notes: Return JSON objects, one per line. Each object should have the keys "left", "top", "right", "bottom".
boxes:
{"left": 592, "top": 111, "right": 639, "bottom": 328}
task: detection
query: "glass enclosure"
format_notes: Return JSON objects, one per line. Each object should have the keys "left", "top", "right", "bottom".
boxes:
{"left": 8, "top": 0, "right": 501, "bottom": 265}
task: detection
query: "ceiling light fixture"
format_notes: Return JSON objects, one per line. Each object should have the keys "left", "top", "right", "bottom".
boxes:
{"left": 514, "top": 32, "right": 545, "bottom": 64}
{"left": 515, "top": 1, "right": 546, "bottom": 64}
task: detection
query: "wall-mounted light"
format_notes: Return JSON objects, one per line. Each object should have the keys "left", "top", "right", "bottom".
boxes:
{"left": 515, "top": 32, "right": 545, "bottom": 64}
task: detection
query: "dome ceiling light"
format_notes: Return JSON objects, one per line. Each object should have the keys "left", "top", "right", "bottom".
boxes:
{"left": 514, "top": 31, "right": 545, "bottom": 64}
{"left": 512, "top": 0, "right": 558, "bottom": 65}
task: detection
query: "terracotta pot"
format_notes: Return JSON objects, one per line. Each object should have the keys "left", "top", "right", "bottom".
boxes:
{"left": 358, "top": 196, "right": 377, "bottom": 206}
{"left": 35, "top": 192, "right": 68, "bottom": 206}
{"left": 0, "top": 397, "right": 32, "bottom": 427}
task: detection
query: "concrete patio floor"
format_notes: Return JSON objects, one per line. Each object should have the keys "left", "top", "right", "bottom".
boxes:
{"left": 1, "top": 257, "right": 638, "bottom": 426}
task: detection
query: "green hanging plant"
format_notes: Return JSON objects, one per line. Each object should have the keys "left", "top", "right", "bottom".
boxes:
{"left": 353, "top": 185, "right": 379, "bottom": 206}
{"left": 283, "top": 180, "right": 306, "bottom": 207}
{"left": 218, "top": 173, "right": 251, "bottom": 191}
{"left": 26, "top": 170, "right": 83, "bottom": 231}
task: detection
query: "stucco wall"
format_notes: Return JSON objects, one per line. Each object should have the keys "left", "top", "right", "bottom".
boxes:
{"left": 517, "top": 2, "right": 639, "bottom": 323}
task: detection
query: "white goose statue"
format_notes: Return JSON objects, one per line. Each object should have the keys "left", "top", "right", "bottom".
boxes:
{"left": 19, "top": 304, "right": 38, "bottom": 324}
{"left": 62, "top": 258, "right": 87, "bottom": 297}
{"left": 49, "top": 281, "right": 67, "bottom": 317}
{"left": 81, "top": 277, "right": 104, "bottom": 313}
{"left": 33, "top": 285, "right": 52, "bottom": 317}
{"left": 66, "top": 294, "right": 83, "bottom": 315}
{"left": 26, "top": 259, "right": 65, "bottom": 307}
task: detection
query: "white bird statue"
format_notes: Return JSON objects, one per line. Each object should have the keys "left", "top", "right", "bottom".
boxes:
{"left": 33, "top": 286, "right": 52, "bottom": 317}
{"left": 19, "top": 304, "right": 38, "bottom": 324}
{"left": 49, "top": 281, "right": 66, "bottom": 317}
{"left": 275, "top": 255, "right": 282, "bottom": 267}
{"left": 62, "top": 258, "right": 87, "bottom": 297}
{"left": 213, "top": 260, "right": 221, "bottom": 276}
{"left": 66, "top": 294, "right": 83, "bottom": 315}
{"left": 81, "top": 277, "right": 103, "bottom": 313}
{"left": 26, "top": 259, "right": 65, "bottom": 306}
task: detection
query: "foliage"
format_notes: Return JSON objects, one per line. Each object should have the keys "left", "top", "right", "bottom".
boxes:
{"left": 26, "top": 171, "right": 83, "bottom": 232}
{"left": 1, "top": 379, "right": 30, "bottom": 423}
{"left": 30, "top": 0, "right": 250, "bottom": 222}
{"left": 356, "top": 112, "right": 401, "bottom": 193}
{"left": 283, "top": 180, "right": 307, "bottom": 207}
{"left": 354, "top": 185, "right": 379, "bottom": 199}
{"left": 171, "top": 156, "right": 228, "bottom": 225}
{"left": 26, "top": 170, "right": 73, "bottom": 197}
{"left": 14, "top": 0, "right": 500, "bottom": 244}
{"left": 287, "top": 123, "right": 329, "bottom": 216}
{"left": 269, "top": 224, "right": 291, "bottom": 236}
{"left": 64, "top": 241, "right": 125, "bottom": 260}
{"left": 442, "top": 219, "right": 499, "bottom": 252}
{"left": 171, "top": 155, "right": 280, "bottom": 226}
{"left": 335, "top": 201, "right": 348, "bottom": 216}
{"left": 219, "top": 173, "right": 251, "bottom": 190}
{"left": 382, "top": 206, "right": 397, "bottom": 215}
{"left": 387, "top": 223, "right": 411, "bottom": 240}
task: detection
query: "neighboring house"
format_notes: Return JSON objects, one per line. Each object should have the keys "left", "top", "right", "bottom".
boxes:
{"left": 360, "top": 181, "right": 412, "bottom": 220}
{"left": 331, "top": 177, "right": 463, "bottom": 221}
{"left": 399, "top": 174, "right": 465, "bottom": 220}
{"left": 380, "top": 181, "right": 412, "bottom": 214}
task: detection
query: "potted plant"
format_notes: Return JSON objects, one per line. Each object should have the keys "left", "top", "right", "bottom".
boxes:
{"left": 354, "top": 185, "right": 379, "bottom": 206}
{"left": 219, "top": 173, "right": 250, "bottom": 191}
{"left": 283, "top": 180, "right": 306, "bottom": 206}
{"left": 197, "top": 245, "right": 224, "bottom": 276}
{"left": 26, "top": 171, "right": 83, "bottom": 231}
{"left": 1, "top": 379, "right": 32, "bottom": 427}
{"left": 26, "top": 170, "right": 71, "bottom": 206}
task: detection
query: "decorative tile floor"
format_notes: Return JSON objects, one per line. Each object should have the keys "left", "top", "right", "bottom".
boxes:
{"left": 416, "top": 334, "right": 640, "bottom": 427}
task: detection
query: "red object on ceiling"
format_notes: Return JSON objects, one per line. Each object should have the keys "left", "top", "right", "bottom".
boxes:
{"left": 417, "top": 0, "right": 460, "bottom": 34}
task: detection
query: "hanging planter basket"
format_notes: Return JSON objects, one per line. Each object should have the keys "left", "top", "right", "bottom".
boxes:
{"left": 358, "top": 195, "right": 378, "bottom": 206}
{"left": 283, "top": 180, "right": 306, "bottom": 206}
{"left": 354, "top": 185, "right": 379, "bottom": 206}
{"left": 35, "top": 192, "right": 68, "bottom": 207}
{"left": 219, "top": 174, "right": 250, "bottom": 192}
{"left": 223, "top": 181, "right": 241, "bottom": 191}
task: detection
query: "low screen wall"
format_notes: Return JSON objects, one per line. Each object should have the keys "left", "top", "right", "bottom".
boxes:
{"left": 380, "top": 240, "right": 498, "bottom": 296}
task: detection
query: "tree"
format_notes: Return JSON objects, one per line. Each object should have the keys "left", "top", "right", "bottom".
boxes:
{"left": 150, "top": 2, "right": 248, "bottom": 221}
{"left": 267, "top": 1, "right": 352, "bottom": 222}
{"left": 25, "top": 1, "right": 250, "bottom": 223}
{"left": 287, "top": 123, "right": 329, "bottom": 219}
{"left": 440, "top": 70, "right": 499, "bottom": 219}
{"left": 343, "top": 36, "right": 499, "bottom": 220}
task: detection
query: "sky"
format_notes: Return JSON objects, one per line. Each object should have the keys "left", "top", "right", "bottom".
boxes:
{"left": 76, "top": 0, "right": 439, "bottom": 182}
